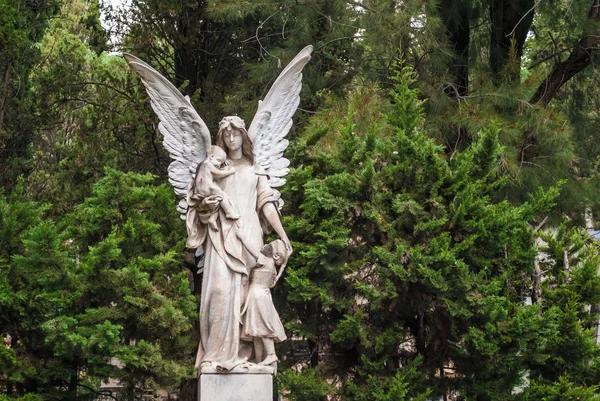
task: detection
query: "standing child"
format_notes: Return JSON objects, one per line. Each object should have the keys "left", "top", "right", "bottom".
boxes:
{"left": 241, "top": 239, "right": 289, "bottom": 365}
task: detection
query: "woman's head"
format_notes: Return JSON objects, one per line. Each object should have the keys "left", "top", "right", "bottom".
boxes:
{"left": 216, "top": 116, "right": 254, "bottom": 164}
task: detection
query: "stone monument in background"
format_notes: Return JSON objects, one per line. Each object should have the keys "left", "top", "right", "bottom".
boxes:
{"left": 125, "top": 45, "right": 312, "bottom": 401}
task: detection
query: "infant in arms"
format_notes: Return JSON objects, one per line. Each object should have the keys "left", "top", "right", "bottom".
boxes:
{"left": 191, "top": 145, "right": 240, "bottom": 230}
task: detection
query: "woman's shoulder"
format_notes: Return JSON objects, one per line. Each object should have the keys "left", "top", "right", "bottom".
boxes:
{"left": 254, "top": 165, "right": 268, "bottom": 176}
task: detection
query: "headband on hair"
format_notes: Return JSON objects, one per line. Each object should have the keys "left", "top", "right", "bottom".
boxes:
{"left": 219, "top": 116, "right": 246, "bottom": 132}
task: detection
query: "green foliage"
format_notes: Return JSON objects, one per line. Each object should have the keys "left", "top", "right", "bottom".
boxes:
{"left": 26, "top": 3, "right": 167, "bottom": 214}
{"left": 0, "top": 0, "right": 59, "bottom": 189}
{"left": 345, "top": 357, "right": 431, "bottom": 401}
{"left": 277, "top": 368, "right": 330, "bottom": 401}
{"left": 516, "top": 225, "right": 600, "bottom": 397}
{"left": 520, "top": 375, "right": 600, "bottom": 401}
{"left": 276, "top": 66, "right": 596, "bottom": 400}
{"left": 2, "top": 0, "right": 600, "bottom": 399}
{"left": 1, "top": 170, "right": 195, "bottom": 399}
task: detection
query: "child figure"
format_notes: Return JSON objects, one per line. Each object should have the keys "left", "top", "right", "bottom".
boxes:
{"left": 241, "top": 239, "right": 289, "bottom": 365}
{"left": 191, "top": 145, "right": 240, "bottom": 231}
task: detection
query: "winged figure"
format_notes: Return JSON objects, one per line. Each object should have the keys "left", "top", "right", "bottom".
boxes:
{"left": 125, "top": 46, "right": 312, "bottom": 373}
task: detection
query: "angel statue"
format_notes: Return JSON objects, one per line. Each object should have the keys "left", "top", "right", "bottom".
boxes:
{"left": 124, "top": 46, "right": 312, "bottom": 374}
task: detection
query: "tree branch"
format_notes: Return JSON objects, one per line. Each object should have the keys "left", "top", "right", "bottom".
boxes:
{"left": 530, "top": 0, "right": 600, "bottom": 106}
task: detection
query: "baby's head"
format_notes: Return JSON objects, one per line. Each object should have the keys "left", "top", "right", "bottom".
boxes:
{"left": 208, "top": 145, "right": 227, "bottom": 167}
{"left": 262, "top": 239, "right": 290, "bottom": 267}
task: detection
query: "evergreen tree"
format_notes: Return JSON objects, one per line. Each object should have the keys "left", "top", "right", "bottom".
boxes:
{"left": 518, "top": 224, "right": 600, "bottom": 400}
{"left": 276, "top": 67, "right": 600, "bottom": 400}
{"left": 1, "top": 170, "right": 196, "bottom": 400}
{"left": 0, "top": 0, "right": 59, "bottom": 190}
{"left": 2, "top": 1, "right": 600, "bottom": 399}
{"left": 353, "top": 0, "right": 600, "bottom": 222}
{"left": 26, "top": 0, "right": 171, "bottom": 214}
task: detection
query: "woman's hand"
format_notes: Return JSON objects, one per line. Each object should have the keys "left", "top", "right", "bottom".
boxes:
{"left": 281, "top": 235, "right": 293, "bottom": 254}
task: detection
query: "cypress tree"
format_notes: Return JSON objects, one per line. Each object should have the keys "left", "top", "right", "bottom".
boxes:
{"left": 276, "top": 67, "right": 598, "bottom": 400}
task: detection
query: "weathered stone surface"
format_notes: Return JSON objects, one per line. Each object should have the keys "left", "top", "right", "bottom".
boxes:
{"left": 127, "top": 46, "right": 313, "bottom": 378}
{"left": 199, "top": 362, "right": 275, "bottom": 375}
{"left": 199, "top": 374, "right": 273, "bottom": 401}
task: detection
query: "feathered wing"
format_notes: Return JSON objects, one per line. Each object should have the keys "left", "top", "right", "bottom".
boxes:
{"left": 248, "top": 45, "right": 313, "bottom": 188}
{"left": 124, "top": 54, "right": 211, "bottom": 217}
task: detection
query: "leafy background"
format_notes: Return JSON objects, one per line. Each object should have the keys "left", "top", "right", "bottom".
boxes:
{"left": 1, "top": 0, "right": 600, "bottom": 400}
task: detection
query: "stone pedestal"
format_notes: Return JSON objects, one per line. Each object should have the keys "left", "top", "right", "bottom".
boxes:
{"left": 199, "top": 373, "right": 273, "bottom": 401}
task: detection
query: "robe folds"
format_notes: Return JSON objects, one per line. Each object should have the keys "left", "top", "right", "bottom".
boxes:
{"left": 187, "top": 158, "right": 279, "bottom": 370}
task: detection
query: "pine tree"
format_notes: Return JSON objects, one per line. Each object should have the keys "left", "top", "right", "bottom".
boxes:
{"left": 352, "top": 0, "right": 600, "bottom": 223}
{"left": 26, "top": 0, "right": 171, "bottom": 214}
{"left": 0, "top": 0, "right": 59, "bottom": 190}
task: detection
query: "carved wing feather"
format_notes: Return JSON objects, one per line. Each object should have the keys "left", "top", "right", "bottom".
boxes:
{"left": 124, "top": 54, "right": 211, "bottom": 216}
{"left": 248, "top": 45, "right": 313, "bottom": 188}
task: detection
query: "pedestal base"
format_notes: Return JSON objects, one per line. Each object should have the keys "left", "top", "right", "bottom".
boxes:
{"left": 199, "top": 373, "right": 273, "bottom": 401}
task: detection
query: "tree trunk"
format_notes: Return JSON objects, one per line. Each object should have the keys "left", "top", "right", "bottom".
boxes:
{"left": 173, "top": 5, "right": 203, "bottom": 98}
{"left": 489, "top": 0, "right": 535, "bottom": 84}
{"left": 308, "top": 298, "right": 321, "bottom": 368}
{"left": 530, "top": 0, "right": 600, "bottom": 105}
{"left": 532, "top": 256, "right": 542, "bottom": 316}
{"left": 0, "top": 65, "right": 10, "bottom": 134}
{"left": 436, "top": 1, "right": 473, "bottom": 152}
{"left": 68, "top": 365, "right": 78, "bottom": 399}
{"left": 183, "top": 247, "right": 203, "bottom": 294}
{"left": 439, "top": 0, "right": 470, "bottom": 99}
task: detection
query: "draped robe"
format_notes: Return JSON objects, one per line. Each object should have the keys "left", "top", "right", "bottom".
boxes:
{"left": 186, "top": 158, "right": 278, "bottom": 370}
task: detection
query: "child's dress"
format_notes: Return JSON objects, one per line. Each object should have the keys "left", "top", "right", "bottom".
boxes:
{"left": 241, "top": 263, "right": 287, "bottom": 342}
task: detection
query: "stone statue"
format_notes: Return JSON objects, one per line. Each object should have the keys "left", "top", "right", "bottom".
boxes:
{"left": 241, "top": 239, "right": 290, "bottom": 366}
{"left": 124, "top": 46, "right": 312, "bottom": 375}
{"left": 191, "top": 145, "right": 240, "bottom": 231}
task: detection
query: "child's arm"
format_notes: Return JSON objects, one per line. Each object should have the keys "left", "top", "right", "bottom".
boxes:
{"left": 192, "top": 164, "right": 206, "bottom": 190}
{"left": 273, "top": 263, "right": 287, "bottom": 286}
{"left": 209, "top": 163, "right": 236, "bottom": 178}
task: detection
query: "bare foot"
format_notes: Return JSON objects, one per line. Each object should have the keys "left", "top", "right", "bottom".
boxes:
{"left": 258, "top": 354, "right": 278, "bottom": 366}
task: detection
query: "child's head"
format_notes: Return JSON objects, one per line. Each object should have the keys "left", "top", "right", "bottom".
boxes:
{"left": 262, "top": 239, "right": 290, "bottom": 267}
{"left": 208, "top": 145, "right": 227, "bottom": 167}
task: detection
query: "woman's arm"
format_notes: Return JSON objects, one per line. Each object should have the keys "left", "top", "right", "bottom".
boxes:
{"left": 262, "top": 202, "right": 292, "bottom": 252}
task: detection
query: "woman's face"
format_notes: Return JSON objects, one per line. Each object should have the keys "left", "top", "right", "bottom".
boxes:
{"left": 223, "top": 129, "right": 243, "bottom": 152}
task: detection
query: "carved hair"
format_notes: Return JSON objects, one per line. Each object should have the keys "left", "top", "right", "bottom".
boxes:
{"left": 261, "top": 239, "right": 290, "bottom": 266}
{"left": 216, "top": 116, "right": 255, "bottom": 165}
{"left": 261, "top": 243, "right": 274, "bottom": 258}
